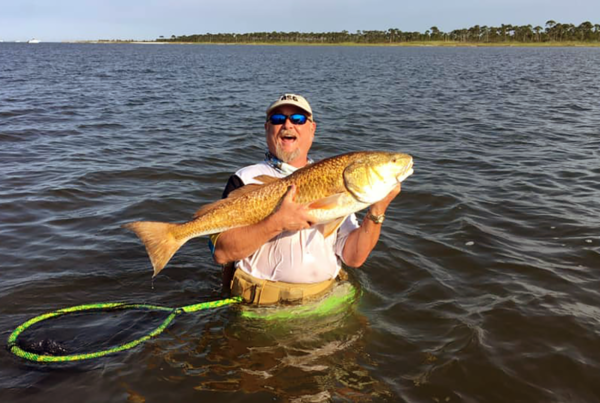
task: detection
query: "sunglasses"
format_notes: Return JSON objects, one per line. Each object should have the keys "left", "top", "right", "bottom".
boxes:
{"left": 267, "top": 113, "right": 310, "bottom": 125}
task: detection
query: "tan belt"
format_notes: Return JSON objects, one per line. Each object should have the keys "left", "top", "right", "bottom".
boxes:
{"left": 231, "top": 268, "right": 346, "bottom": 306}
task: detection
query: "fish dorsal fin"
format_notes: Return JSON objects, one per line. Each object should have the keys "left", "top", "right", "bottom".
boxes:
{"left": 308, "top": 193, "right": 346, "bottom": 210}
{"left": 343, "top": 159, "right": 378, "bottom": 204}
{"left": 319, "top": 216, "right": 346, "bottom": 238}
{"left": 227, "top": 183, "right": 263, "bottom": 199}
{"left": 193, "top": 198, "right": 231, "bottom": 218}
{"left": 193, "top": 183, "right": 265, "bottom": 218}
{"left": 253, "top": 175, "right": 279, "bottom": 184}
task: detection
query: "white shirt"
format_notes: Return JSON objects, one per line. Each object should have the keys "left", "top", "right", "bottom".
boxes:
{"left": 233, "top": 162, "right": 359, "bottom": 283}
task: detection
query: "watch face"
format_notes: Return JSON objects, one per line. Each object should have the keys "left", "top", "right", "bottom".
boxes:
{"left": 368, "top": 212, "right": 384, "bottom": 224}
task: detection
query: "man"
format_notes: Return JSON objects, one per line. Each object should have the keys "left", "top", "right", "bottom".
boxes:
{"left": 211, "top": 94, "right": 400, "bottom": 305}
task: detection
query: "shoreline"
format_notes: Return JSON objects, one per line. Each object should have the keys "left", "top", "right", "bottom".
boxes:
{"left": 71, "top": 40, "right": 600, "bottom": 48}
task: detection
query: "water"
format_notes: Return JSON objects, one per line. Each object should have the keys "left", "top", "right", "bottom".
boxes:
{"left": 1, "top": 43, "right": 599, "bottom": 402}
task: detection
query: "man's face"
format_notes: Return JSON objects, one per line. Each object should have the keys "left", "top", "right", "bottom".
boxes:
{"left": 265, "top": 105, "right": 316, "bottom": 167}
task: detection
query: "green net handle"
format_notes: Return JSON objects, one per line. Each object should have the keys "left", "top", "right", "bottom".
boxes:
{"left": 8, "top": 298, "right": 241, "bottom": 363}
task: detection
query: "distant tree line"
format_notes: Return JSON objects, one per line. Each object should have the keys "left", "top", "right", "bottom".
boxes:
{"left": 156, "top": 21, "right": 600, "bottom": 44}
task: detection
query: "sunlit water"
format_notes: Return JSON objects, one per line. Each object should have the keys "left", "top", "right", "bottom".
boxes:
{"left": 1, "top": 43, "right": 599, "bottom": 402}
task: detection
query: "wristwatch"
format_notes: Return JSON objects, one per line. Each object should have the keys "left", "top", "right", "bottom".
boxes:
{"left": 366, "top": 211, "right": 385, "bottom": 224}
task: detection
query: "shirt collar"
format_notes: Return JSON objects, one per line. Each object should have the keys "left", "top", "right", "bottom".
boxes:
{"left": 264, "top": 151, "right": 313, "bottom": 176}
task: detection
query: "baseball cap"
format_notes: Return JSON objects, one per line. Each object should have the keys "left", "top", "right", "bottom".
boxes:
{"left": 266, "top": 93, "right": 313, "bottom": 117}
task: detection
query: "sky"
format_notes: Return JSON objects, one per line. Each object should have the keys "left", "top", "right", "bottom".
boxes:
{"left": 1, "top": 0, "right": 599, "bottom": 42}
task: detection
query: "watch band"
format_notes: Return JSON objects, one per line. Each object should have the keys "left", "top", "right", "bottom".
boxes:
{"left": 366, "top": 211, "right": 385, "bottom": 224}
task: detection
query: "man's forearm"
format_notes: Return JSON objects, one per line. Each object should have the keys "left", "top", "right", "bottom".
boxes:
{"left": 341, "top": 184, "right": 401, "bottom": 267}
{"left": 342, "top": 216, "right": 383, "bottom": 268}
{"left": 213, "top": 184, "right": 316, "bottom": 265}
{"left": 213, "top": 216, "right": 282, "bottom": 265}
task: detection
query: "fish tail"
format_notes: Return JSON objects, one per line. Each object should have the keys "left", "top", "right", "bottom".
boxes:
{"left": 122, "top": 221, "right": 187, "bottom": 277}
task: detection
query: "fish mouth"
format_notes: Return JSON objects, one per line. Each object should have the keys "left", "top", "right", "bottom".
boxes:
{"left": 396, "top": 158, "right": 414, "bottom": 183}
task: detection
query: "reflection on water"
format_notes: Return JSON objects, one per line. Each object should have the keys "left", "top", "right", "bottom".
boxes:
{"left": 156, "top": 282, "right": 394, "bottom": 400}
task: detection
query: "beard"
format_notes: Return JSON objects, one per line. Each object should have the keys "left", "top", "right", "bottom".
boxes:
{"left": 273, "top": 130, "right": 300, "bottom": 163}
{"left": 274, "top": 145, "right": 300, "bottom": 163}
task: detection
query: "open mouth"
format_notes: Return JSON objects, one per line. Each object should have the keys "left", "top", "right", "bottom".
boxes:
{"left": 397, "top": 159, "right": 414, "bottom": 183}
{"left": 280, "top": 134, "right": 297, "bottom": 144}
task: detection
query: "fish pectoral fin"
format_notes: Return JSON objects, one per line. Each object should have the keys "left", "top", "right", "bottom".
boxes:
{"left": 252, "top": 175, "right": 279, "bottom": 185}
{"left": 320, "top": 216, "right": 347, "bottom": 238}
{"left": 308, "top": 193, "right": 346, "bottom": 210}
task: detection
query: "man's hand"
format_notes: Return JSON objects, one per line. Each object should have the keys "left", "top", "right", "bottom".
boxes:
{"left": 269, "top": 185, "right": 316, "bottom": 232}
{"left": 370, "top": 183, "right": 401, "bottom": 216}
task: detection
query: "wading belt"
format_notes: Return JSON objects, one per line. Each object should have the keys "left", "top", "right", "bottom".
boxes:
{"left": 231, "top": 268, "right": 344, "bottom": 305}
